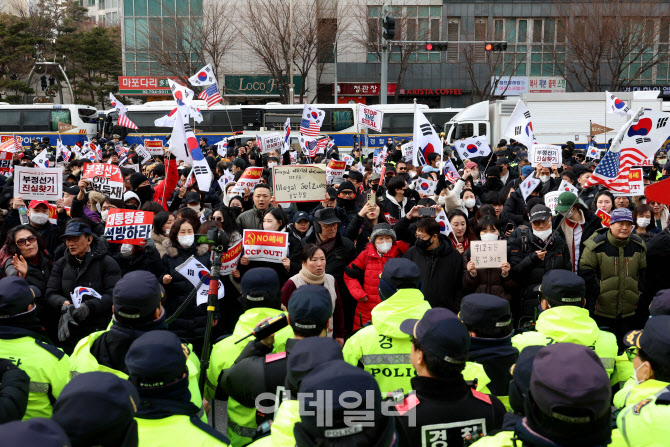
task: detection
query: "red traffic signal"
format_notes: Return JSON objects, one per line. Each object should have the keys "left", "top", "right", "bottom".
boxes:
{"left": 425, "top": 42, "right": 448, "bottom": 51}
{"left": 485, "top": 42, "right": 508, "bottom": 52}
{"left": 426, "top": 43, "right": 433, "bottom": 51}
{"left": 485, "top": 43, "right": 493, "bottom": 51}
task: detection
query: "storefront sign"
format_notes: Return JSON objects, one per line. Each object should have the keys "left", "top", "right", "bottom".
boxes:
{"left": 398, "top": 88, "right": 463, "bottom": 96}
{"left": 118, "top": 77, "right": 175, "bottom": 96}
{"left": 336, "top": 83, "right": 397, "bottom": 96}
{"left": 492, "top": 76, "right": 566, "bottom": 96}
{"left": 224, "top": 75, "right": 303, "bottom": 96}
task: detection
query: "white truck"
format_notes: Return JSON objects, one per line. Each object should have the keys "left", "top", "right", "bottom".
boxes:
{"left": 444, "top": 91, "right": 663, "bottom": 149}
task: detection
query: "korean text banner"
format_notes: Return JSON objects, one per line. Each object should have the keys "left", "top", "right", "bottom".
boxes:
{"left": 0, "top": 151, "right": 12, "bottom": 175}
{"left": 232, "top": 167, "right": 264, "bottom": 193}
{"left": 260, "top": 133, "right": 283, "bottom": 154}
{"left": 103, "top": 209, "right": 154, "bottom": 245}
{"left": 144, "top": 140, "right": 164, "bottom": 155}
{"left": 82, "top": 163, "right": 124, "bottom": 199}
{"left": 14, "top": 166, "right": 62, "bottom": 201}
{"left": 273, "top": 165, "right": 327, "bottom": 203}
{"left": 219, "top": 239, "right": 243, "bottom": 276}
{"left": 243, "top": 230, "right": 289, "bottom": 263}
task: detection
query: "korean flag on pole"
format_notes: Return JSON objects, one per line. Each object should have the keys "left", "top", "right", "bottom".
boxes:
{"left": 188, "top": 64, "right": 216, "bottom": 87}
{"left": 435, "top": 209, "right": 453, "bottom": 237}
{"left": 504, "top": 100, "right": 534, "bottom": 149}
{"left": 454, "top": 136, "right": 491, "bottom": 161}
{"left": 558, "top": 178, "right": 579, "bottom": 194}
{"left": 33, "top": 149, "right": 49, "bottom": 168}
{"left": 168, "top": 79, "right": 195, "bottom": 116}
{"left": 606, "top": 91, "right": 635, "bottom": 116}
{"left": 282, "top": 118, "right": 291, "bottom": 154}
{"left": 519, "top": 171, "right": 541, "bottom": 202}
{"left": 412, "top": 103, "right": 443, "bottom": 167}
{"left": 175, "top": 256, "right": 225, "bottom": 306}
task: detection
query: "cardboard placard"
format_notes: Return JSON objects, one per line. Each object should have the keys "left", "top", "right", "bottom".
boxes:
{"left": 358, "top": 105, "right": 384, "bottom": 132}
{"left": 272, "top": 165, "right": 327, "bottom": 203}
{"left": 103, "top": 209, "right": 154, "bottom": 245}
{"left": 531, "top": 144, "right": 562, "bottom": 167}
{"left": 243, "top": 230, "right": 289, "bottom": 263}
{"left": 219, "top": 239, "right": 243, "bottom": 276}
{"left": 13, "top": 166, "right": 62, "bottom": 201}
{"left": 471, "top": 240, "right": 507, "bottom": 269}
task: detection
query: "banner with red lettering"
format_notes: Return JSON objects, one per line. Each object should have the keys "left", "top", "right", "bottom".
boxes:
{"left": 144, "top": 140, "right": 164, "bottom": 155}
{"left": 243, "top": 230, "right": 289, "bottom": 263}
{"left": 103, "top": 209, "right": 154, "bottom": 245}
{"left": 219, "top": 239, "right": 243, "bottom": 275}
{"left": 357, "top": 105, "right": 384, "bottom": 133}
{"left": 596, "top": 209, "right": 611, "bottom": 227}
{"left": 232, "top": 167, "right": 264, "bottom": 193}
{"left": 0, "top": 151, "right": 13, "bottom": 175}
{"left": 82, "top": 163, "right": 124, "bottom": 199}
{"left": 326, "top": 159, "right": 347, "bottom": 184}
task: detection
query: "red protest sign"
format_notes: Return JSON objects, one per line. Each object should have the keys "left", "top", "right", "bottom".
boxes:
{"left": 243, "top": 230, "right": 289, "bottom": 263}
{"left": 144, "top": 140, "right": 164, "bottom": 155}
{"left": 219, "top": 239, "right": 243, "bottom": 275}
{"left": 82, "top": 163, "right": 124, "bottom": 199}
{"left": 596, "top": 208, "right": 611, "bottom": 227}
{"left": 0, "top": 151, "right": 13, "bottom": 175}
{"left": 232, "top": 167, "right": 264, "bottom": 193}
{"left": 103, "top": 209, "right": 154, "bottom": 245}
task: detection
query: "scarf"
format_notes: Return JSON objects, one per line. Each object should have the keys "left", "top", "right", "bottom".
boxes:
{"left": 561, "top": 209, "right": 585, "bottom": 271}
{"left": 315, "top": 233, "right": 337, "bottom": 254}
{"left": 299, "top": 266, "right": 325, "bottom": 285}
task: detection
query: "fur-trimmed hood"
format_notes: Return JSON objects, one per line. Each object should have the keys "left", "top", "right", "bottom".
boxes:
{"left": 162, "top": 239, "right": 209, "bottom": 258}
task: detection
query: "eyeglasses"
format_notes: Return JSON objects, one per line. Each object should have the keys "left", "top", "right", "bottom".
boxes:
{"left": 626, "top": 346, "right": 638, "bottom": 362}
{"left": 339, "top": 191, "right": 355, "bottom": 198}
{"left": 16, "top": 235, "right": 37, "bottom": 247}
{"left": 214, "top": 216, "right": 224, "bottom": 222}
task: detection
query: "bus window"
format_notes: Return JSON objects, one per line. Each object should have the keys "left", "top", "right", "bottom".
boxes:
{"left": 211, "top": 110, "right": 243, "bottom": 132}
{"left": 264, "top": 113, "right": 301, "bottom": 131}
{"left": 0, "top": 110, "right": 20, "bottom": 132}
{"left": 332, "top": 110, "right": 354, "bottom": 131}
{"left": 454, "top": 123, "right": 474, "bottom": 140}
{"left": 479, "top": 123, "right": 487, "bottom": 137}
{"left": 77, "top": 108, "right": 97, "bottom": 124}
{"left": 126, "top": 111, "right": 167, "bottom": 134}
{"left": 51, "top": 109, "right": 71, "bottom": 131}
{"left": 23, "top": 110, "right": 51, "bottom": 131}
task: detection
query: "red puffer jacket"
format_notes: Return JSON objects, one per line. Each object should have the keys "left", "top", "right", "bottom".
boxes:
{"left": 344, "top": 240, "right": 409, "bottom": 330}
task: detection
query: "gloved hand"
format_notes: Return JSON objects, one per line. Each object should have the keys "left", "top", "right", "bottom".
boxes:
{"left": 0, "top": 359, "right": 18, "bottom": 374}
{"left": 71, "top": 304, "right": 90, "bottom": 322}
{"left": 58, "top": 304, "right": 78, "bottom": 342}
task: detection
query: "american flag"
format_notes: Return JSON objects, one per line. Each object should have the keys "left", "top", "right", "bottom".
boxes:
{"left": 307, "top": 137, "right": 328, "bottom": 157}
{"left": 300, "top": 105, "right": 324, "bottom": 137}
{"left": 584, "top": 147, "right": 646, "bottom": 193}
{"left": 198, "top": 83, "right": 222, "bottom": 108}
{"left": 185, "top": 171, "right": 196, "bottom": 188}
{"left": 118, "top": 114, "right": 138, "bottom": 130}
{"left": 117, "top": 146, "right": 128, "bottom": 159}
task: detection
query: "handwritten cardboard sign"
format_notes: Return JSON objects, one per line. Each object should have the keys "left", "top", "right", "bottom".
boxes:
{"left": 273, "top": 165, "right": 327, "bottom": 203}
{"left": 471, "top": 240, "right": 507, "bottom": 269}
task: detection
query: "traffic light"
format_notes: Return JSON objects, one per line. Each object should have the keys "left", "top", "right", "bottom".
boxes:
{"left": 425, "top": 42, "right": 448, "bottom": 51}
{"left": 382, "top": 16, "right": 396, "bottom": 41}
{"left": 485, "top": 42, "right": 508, "bottom": 52}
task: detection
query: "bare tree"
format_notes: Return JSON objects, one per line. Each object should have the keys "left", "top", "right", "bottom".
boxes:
{"left": 550, "top": 0, "right": 670, "bottom": 91}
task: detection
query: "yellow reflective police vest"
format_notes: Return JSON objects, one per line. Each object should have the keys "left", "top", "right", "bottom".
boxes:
{"left": 137, "top": 414, "right": 229, "bottom": 446}
{"left": 248, "top": 400, "right": 300, "bottom": 447}
{"left": 0, "top": 334, "right": 70, "bottom": 419}
{"left": 617, "top": 386, "right": 670, "bottom": 447}
{"left": 69, "top": 330, "right": 206, "bottom": 421}
{"left": 470, "top": 430, "right": 514, "bottom": 447}
{"left": 613, "top": 378, "right": 670, "bottom": 410}
{"left": 511, "top": 306, "right": 617, "bottom": 377}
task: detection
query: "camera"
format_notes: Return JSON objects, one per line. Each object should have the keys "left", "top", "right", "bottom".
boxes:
{"left": 195, "top": 227, "right": 230, "bottom": 252}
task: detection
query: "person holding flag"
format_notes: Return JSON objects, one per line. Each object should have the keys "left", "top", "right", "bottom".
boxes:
{"left": 412, "top": 103, "right": 443, "bottom": 168}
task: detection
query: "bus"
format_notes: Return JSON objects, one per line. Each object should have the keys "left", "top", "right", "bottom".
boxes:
{"left": 0, "top": 104, "right": 98, "bottom": 146}
{"left": 101, "top": 102, "right": 462, "bottom": 154}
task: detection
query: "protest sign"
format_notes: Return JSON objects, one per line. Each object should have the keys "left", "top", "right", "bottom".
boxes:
{"left": 596, "top": 209, "right": 611, "bottom": 227}
{"left": 613, "top": 168, "right": 644, "bottom": 197}
{"left": 232, "top": 167, "right": 264, "bottom": 193}
{"left": 82, "top": 163, "right": 124, "bottom": 199}
{"left": 531, "top": 144, "right": 562, "bottom": 167}
{"left": 273, "top": 165, "right": 327, "bottom": 203}
{"left": 471, "top": 240, "right": 507, "bottom": 269}
{"left": 13, "top": 166, "right": 62, "bottom": 201}
{"left": 125, "top": 164, "right": 140, "bottom": 172}
{"left": 0, "top": 151, "right": 12, "bottom": 175}
{"left": 358, "top": 105, "right": 384, "bottom": 132}
{"left": 326, "top": 160, "right": 347, "bottom": 184}
{"left": 401, "top": 141, "right": 414, "bottom": 163}
{"left": 103, "top": 209, "right": 154, "bottom": 245}
{"left": 260, "top": 133, "right": 283, "bottom": 154}
{"left": 144, "top": 140, "right": 164, "bottom": 155}
{"left": 219, "top": 239, "right": 243, "bottom": 276}
{"left": 175, "top": 256, "right": 225, "bottom": 306}
{"left": 544, "top": 191, "right": 561, "bottom": 215}
{"left": 135, "top": 144, "right": 152, "bottom": 163}
{"left": 243, "top": 230, "right": 289, "bottom": 263}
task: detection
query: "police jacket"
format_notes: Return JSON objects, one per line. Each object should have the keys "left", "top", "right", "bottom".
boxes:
{"left": 0, "top": 364, "right": 29, "bottom": 423}
{"left": 617, "top": 385, "right": 670, "bottom": 447}
{"left": 468, "top": 335, "right": 518, "bottom": 397}
{"left": 248, "top": 400, "right": 300, "bottom": 447}
{"left": 45, "top": 236, "right": 122, "bottom": 335}
{"left": 395, "top": 375, "right": 506, "bottom": 447}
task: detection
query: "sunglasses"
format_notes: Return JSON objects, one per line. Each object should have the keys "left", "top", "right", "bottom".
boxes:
{"left": 16, "top": 235, "right": 37, "bottom": 247}
{"left": 626, "top": 346, "right": 638, "bottom": 362}
{"left": 213, "top": 216, "right": 224, "bottom": 222}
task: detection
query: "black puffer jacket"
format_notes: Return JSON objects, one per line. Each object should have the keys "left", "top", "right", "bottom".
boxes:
{"left": 0, "top": 365, "right": 29, "bottom": 423}
{"left": 45, "top": 236, "right": 122, "bottom": 337}
{"left": 111, "top": 243, "right": 165, "bottom": 278}
{"left": 161, "top": 241, "right": 215, "bottom": 347}
{"left": 3, "top": 253, "right": 51, "bottom": 296}
{"left": 403, "top": 235, "right": 464, "bottom": 312}
{"left": 645, "top": 228, "right": 670, "bottom": 300}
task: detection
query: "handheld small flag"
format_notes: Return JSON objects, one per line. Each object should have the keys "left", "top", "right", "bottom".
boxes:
{"left": 188, "top": 63, "right": 216, "bottom": 87}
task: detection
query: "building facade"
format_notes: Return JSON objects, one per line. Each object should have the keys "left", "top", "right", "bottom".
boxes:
{"left": 80, "top": 0, "right": 121, "bottom": 23}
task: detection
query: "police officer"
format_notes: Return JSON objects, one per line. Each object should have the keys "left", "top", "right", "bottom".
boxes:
{"left": 394, "top": 308, "right": 505, "bottom": 447}
{"left": 0, "top": 358, "right": 29, "bottom": 423}
{"left": 343, "top": 259, "right": 492, "bottom": 395}
{"left": 0, "top": 276, "right": 69, "bottom": 419}
{"left": 52, "top": 371, "right": 139, "bottom": 447}
{"left": 0, "top": 418, "right": 71, "bottom": 446}
{"left": 294, "top": 360, "right": 397, "bottom": 447}
{"left": 68, "top": 271, "right": 205, "bottom": 419}
{"left": 206, "top": 268, "right": 294, "bottom": 446}
{"left": 512, "top": 270, "right": 617, "bottom": 379}
{"left": 125, "top": 331, "right": 230, "bottom": 446}
{"left": 459, "top": 294, "right": 518, "bottom": 399}
{"left": 219, "top": 285, "right": 333, "bottom": 439}
{"left": 614, "top": 316, "right": 670, "bottom": 410}
{"left": 249, "top": 337, "right": 344, "bottom": 446}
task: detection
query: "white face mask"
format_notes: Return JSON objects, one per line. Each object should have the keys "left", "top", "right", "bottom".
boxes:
{"left": 178, "top": 234, "right": 194, "bottom": 248}
{"left": 376, "top": 241, "right": 392, "bottom": 254}
{"left": 464, "top": 198, "right": 477, "bottom": 209}
{"left": 539, "top": 175, "right": 551, "bottom": 183}
{"left": 187, "top": 205, "right": 201, "bottom": 213}
{"left": 533, "top": 228, "right": 552, "bottom": 242}
{"left": 480, "top": 233, "right": 499, "bottom": 241}
{"left": 120, "top": 243, "right": 134, "bottom": 257}
{"left": 164, "top": 228, "right": 170, "bottom": 236}
{"left": 101, "top": 210, "right": 109, "bottom": 222}
{"left": 408, "top": 171, "right": 417, "bottom": 178}
{"left": 633, "top": 361, "right": 648, "bottom": 386}
{"left": 658, "top": 158, "right": 668, "bottom": 165}
{"left": 637, "top": 217, "right": 651, "bottom": 228}
{"left": 550, "top": 173, "right": 557, "bottom": 178}
{"left": 30, "top": 212, "right": 49, "bottom": 225}
{"left": 267, "top": 162, "right": 277, "bottom": 168}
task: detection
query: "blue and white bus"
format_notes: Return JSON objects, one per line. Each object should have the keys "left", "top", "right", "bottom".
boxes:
{"left": 0, "top": 104, "right": 98, "bottom": 146}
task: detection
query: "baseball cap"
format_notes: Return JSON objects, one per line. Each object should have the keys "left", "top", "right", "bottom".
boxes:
{"left": 344, "top": 170, "right": 363, "bottom": 182}
{"left": 63, "top": 185, "right": 80, "bottom": 196}
{"left": 0, "top": 418, "right": 71, "bottom": 447}
{"left": 370, "top": 173, "right": 381, "bottom": 181}
{"left": 555, "top": 192, "right": 578, "bottom": 214}
{"left": 239, "top": 267, "right": 281, "bottom": 309}
{"left": 649, "top": 289, "right": 670, "bottom": 317}
{"left": 287, "top": 285, "right": 332, "bottom": 332}
{"left": 113, "top": 271, "right": 164, "bottom": 326}
{"left": 529, "top": 204, "right": 552, "bottom": 222}
{"left": 624, "top": 315, "right": 670, "bottom": 371}
{"left": 400, "top": 308, "right": 469, "bottom": 364}
{"left": 465, "top": 161, "right": 478, "bottom": 170}
{"left": 610, "top": 208, "right": 633, "bottom": 225}
{"left": 0, "top": 277, "right": 40, "bottom": 317}
{"left": 293, "top": 211, "right": 311, "bottom": 224}
{"left": 521, "top": 165, "right": 534, "bottom": 178}
{"left": 28, "top": 199, "right": 49, "bottom": 209}
{"left": 125, "top": 331, "right": 188, "bottom": 387}
{"left": 459, "top": 293, "right": 512, "bottom": 329}
{"left": 326, "top": 187, "right": 338, "bottom": 200}
{"left": 61, "top": 221, "right": 93, "bottom": 238}
{"left": 496, "top": 157, "right": 510, "bottom": 166}
{"left": 314, "top": 207, "right": 341, "bottom": 225}
{"left": 537, "top": 270, "right": 585, "bottom": 306}
{"left": 52, "top": 371, "right": 139, "bottom": 447}
{"left": 286, "top": 338, "right": 343, "bottom": 392}
{"left": 184, "top": 191, "right": 201, "bottom": 204}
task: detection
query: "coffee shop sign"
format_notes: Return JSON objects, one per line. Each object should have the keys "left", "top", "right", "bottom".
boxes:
{"left": 225, "top": 75, "right": 303, "bottom": 96}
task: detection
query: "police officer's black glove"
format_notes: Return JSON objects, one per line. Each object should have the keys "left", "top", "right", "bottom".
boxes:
{"left": 58, "top": 304, "right": 78, "bottom": 342}
{"left": 0, "top": 359, "right": 18, "bottom": 374}
{"left": 71, "top": 303, "right": 90, "bottom": 322}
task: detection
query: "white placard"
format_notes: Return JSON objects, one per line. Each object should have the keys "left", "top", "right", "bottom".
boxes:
{"left": 261, "top": 133, "right": 283, "bottom": 154}
{"left": 358, "top": 105, "right": 384, "bottom": 132}
{"left": 544, "top": 191, "right": 561, "bottom": 216}
{"left": 471, "top": 240, "right": 507, "bottom": 269}
{"left": 531, "top": 144, "right": 562, "bottom": 167}
{"left": 14, "top": 166, "right": 63, "bottom": 201}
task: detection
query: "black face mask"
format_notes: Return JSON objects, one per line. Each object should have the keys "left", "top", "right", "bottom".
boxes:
{"left": 370, "top": 184, "right": 379, "bottom": 192}
{"left": 416, "top": 236, "right": 433, "bottom": 251}
{"left": 135, "top": 185, "right": 154, "bottom": 203}
{"left": 486, "top": 177, "right": 503, "bottom": 191}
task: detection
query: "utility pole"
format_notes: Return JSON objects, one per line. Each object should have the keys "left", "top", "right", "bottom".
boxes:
{"left": 333, "top": 35, "right": 338, "bottom": 104}
{"left": 288, "top": 0, "right": 294, "bottom": 104}
{"left": 380, "top": 4, "right": 390, "bottom": 105}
